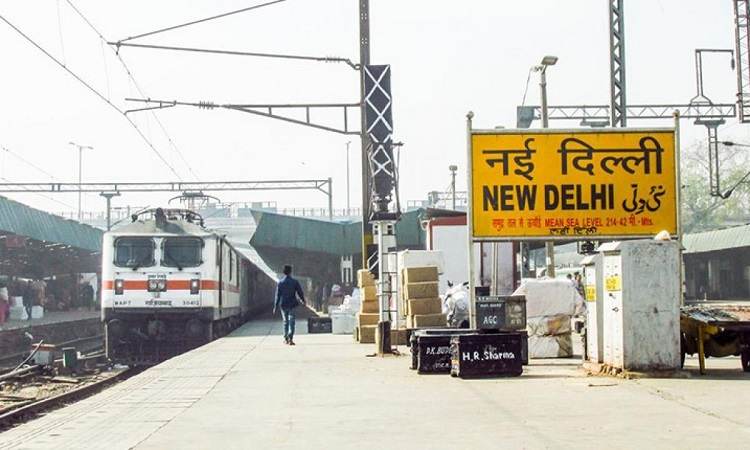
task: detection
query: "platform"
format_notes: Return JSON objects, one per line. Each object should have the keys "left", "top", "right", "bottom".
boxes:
{"left": 0, "top": 310, "right": 99, "bottom": 332}
{"left": 1, "top": 316, "right": 749, "bottom": 449}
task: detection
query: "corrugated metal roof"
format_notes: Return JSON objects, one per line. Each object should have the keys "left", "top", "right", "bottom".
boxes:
{"left": 250, "top": 209, "right": 426, "bottom": 256}
{"left": 0, "top": 196, "right": 102, "bottom": 252}
{"left": 682, "top": 224, "right": 750, "bottom": 254}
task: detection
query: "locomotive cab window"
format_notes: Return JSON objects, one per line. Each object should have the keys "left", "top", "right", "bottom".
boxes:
{"left": 162, "top": 237, "right": 203, "bottom": 269}
{"left": 114, "top": 237, "right": 155, "bottom": 268}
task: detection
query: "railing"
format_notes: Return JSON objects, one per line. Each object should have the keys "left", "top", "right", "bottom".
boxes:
{"left": 56, "top": 205, "right": 364, "bottom": 224}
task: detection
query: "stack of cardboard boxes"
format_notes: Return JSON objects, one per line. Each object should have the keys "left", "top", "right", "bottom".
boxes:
{"left": 354, "top": 269, "right": 410, "bottom": 345}
{"left": 402, "top": 266, "right": 446, "bottom": 329}
{"left": 356, "top": 269, "right": 378, "bottom": 344}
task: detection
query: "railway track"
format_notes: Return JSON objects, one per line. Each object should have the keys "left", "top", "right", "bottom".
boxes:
{"left": 0, "top": 365, "right": 136, "bottom": 430}
{"left": 0, "top": 335, "right": 104, "bottom": 371}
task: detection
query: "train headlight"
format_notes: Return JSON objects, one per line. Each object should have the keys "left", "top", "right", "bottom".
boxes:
{"left": 114, "top": 279, "right": 124, "bottom": 295}
{"left": 190, "top": 279, "right": 200, "bottom": 295}
{"left": 148, "top": 279, "right": 167, "bottom": 292}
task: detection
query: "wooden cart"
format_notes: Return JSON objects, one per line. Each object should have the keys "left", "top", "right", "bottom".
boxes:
{"left": 680, "top": 304, "right": 750, "bottom": 375}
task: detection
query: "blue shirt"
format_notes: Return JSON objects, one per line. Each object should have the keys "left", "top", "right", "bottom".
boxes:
{"left": 275, "top": 275, "right": 305, "bottom": 310}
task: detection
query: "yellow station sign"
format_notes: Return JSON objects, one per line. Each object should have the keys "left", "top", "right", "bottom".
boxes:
{"left": 470, "top": 129, "right": 677, "bottom": 239}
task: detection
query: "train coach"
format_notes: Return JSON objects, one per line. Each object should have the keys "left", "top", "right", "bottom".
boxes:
{"left": 101, "top": 208, "right": 277, "bottom": 365}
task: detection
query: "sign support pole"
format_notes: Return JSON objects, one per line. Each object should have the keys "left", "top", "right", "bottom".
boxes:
{"left": 466, "top": 111, "right": 477, "bottom": 329}
{"left": 674, "top": 110, "right": 684, "bottom": 305}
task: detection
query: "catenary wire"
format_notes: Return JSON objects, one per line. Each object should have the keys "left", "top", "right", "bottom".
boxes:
{"left": 117, "top": 0, "right": 288, "bottom": 43}
{"left": 63, "top": 0, "right": 200, "bottom": 180}
{"left": 0, "top": 12, "right": 184, "bottom": 180}
{"left": 1, "top": 146, "right": 58, "bottom": 180}
{"left": 0, "top": 176, "right": 74, "bottom": 209}
{"left": 109, "top": 42, "right": 359, "bottom": 70}
{"left": 100, "top": 40, "right": 111, "bottom": 100}
{"left": 56, "top": 0, "right": 66, "bottom": 65}
{"left": 520, "top": 67, "right": 533, "bottom": 106}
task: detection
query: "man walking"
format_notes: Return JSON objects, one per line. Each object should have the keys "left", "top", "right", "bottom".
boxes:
{"left": 274, "top": 265, "right": 305, "bottom": 345}
{"left": 22, "top": 280, "right": 34, "bottom": 321}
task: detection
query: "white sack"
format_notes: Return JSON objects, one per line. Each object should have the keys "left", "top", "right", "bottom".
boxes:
{"left": 513, "top": 279, "right": 584, "bottom": 317}
{"left": 9, "top": 306, "right": 27, "bottom": 321}
{"left": 31, "top": 306, "right": 44, "bottom": 319}
{"left": 526, "top": 314, "right": 572, "bottom": 336}
{"left": 528, "top": 333, "right": 573, "bottom": 358}
{"left": 330, "top": 312, "right": 355, "bottom": 334}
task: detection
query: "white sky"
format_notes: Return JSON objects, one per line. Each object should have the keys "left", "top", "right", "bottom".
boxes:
{"left": 0, "top": 0, "right": 747, "bottom": 216}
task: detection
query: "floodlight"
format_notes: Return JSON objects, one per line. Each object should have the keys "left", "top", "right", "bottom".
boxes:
{"left": 540, "top": 55, "right": 558, "bottom": 66}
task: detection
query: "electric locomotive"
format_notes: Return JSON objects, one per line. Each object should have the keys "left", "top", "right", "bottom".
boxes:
{"left": 101, "top": 208, "right": 276, "bottom": 365}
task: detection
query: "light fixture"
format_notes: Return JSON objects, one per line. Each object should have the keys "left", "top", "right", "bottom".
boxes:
{"left": 541, "top": 55, "right": 558, "bottom": 66}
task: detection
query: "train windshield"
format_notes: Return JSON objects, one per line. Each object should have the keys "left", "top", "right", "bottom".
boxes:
{"left": 162, "top": 237, "right": 203, "bottom": 269}
{"left": 114, "top": 237, "right": 155, "bottom": 268}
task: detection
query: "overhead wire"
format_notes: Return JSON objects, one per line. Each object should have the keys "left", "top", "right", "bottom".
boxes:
{"left": 56, "top": 0, "right": 66, "bottom": 65}
{"left": 110, "top": 42, "right": 359, "bottom": 70}
{"left": 63, "top": 0, "right": 200, "bottom": 181}
{"left": 520, "top": 67, "right": 534, "bottom": 106}
{"left": 117, "top": 0, "right": 288, "bottom": 43}
{"left": 100, "top": 40, "right": 111, "bottom": 100}
{"left": 0, "top": 11, "right": 184, "bottom": 180}
{"left": 1, "top": 146, "right": 58, "bottom": 180}
{"left": 0, "top": 176, "right": 74, "bottom": 209}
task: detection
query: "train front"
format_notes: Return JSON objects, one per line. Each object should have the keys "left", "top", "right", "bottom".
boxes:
{"left": 101, "top": 209, "right": 216, "bottom": 365}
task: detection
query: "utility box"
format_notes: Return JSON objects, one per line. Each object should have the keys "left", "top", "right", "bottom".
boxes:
{"left": 475, "top": 295, "right": 527, "bottom": 331}
{"left": 581, "top": 254, "right": 604, "bottom": 363}
{"left": 600, "top": 239, "right": 681, "bottom": 371}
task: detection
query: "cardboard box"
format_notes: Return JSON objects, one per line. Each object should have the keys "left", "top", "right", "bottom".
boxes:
{"left": 360, "top": 299, "right": 379, "bottom": 314}
{"left": 407, "top": 298, "right": 443, "bottom": 316}
{"left": 357, "top": 313, "right": 379, "bottom": 327}
{"left": 359, "top": 325, "right": 376, "bottom": 344}
{"left": 407, "top": 313, "right": 446, "bottom": 329}
{"left": 358, "top": 269, "right": 375, "bottom": 288}
{"left": 373, "top": 327, "right": 409, "bottom": 347}
{"left": 402, "top": 266, "right": 439, "bottom": 284}
{"left": 362, "top": 285, "right": 377, "bottom": 301}
{"left": 390, "top": 328, "right": 408, "bottom": 346}
{"left": 403, "top": 282, "right": 439, "bottom": 300}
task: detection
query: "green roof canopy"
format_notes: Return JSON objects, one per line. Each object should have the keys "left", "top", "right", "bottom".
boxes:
{"left": 683, "top": 224, "right": 750, "bottom": 254}
{"left": 250, "top": 209, "right": 426, "bottom": 256}
{"left": 0, "top": 196, "right": 102, "bottom": 252}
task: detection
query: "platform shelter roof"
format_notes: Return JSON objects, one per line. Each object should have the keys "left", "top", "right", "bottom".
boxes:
{"left": 0, "top": 196, "right": 102, "bottom": 252}
{"left": 683, "top": 224, "right": 750, "bottom": 254}
{"left": 249, "top": 209, "right": 427, "bottom": 256}
{"left": 0, "top": 197, "right": 103, "bottom": 277}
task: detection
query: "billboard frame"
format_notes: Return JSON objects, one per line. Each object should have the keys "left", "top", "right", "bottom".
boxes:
{"left": 464, "top": 113, "right": 683, "bottom": 328}
{"left": 467, "top": 126, "right": 680, "bottom": 241}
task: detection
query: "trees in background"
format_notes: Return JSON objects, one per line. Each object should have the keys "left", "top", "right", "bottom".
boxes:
{"left": 680, "top": 139, "right": 750, "bottom": 233}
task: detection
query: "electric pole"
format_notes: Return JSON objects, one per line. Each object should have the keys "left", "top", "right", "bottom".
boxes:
{"left": 69, "top": 141, "right": 93, "bottom": 222}
{"left": 359, "top": 0, "right": 372, "bottom": 270}
{"left": 346, "top": 141, "right": 351, "bottom": 216}
{"left": 449, "top": 165, "right": 458, "bottom": 210}
{"left": 538, "top": 56, "right": 557, "bottom": 279}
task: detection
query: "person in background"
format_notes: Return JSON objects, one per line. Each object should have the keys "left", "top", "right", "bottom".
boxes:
{"left": 22, "top": 280, "right": 34, "bottom": 321}
{"left": 81, "top": 282, "right": 95, "bottom": 311}
{"left": 0, "top": 282, "right": 8, "bottom": 323}
{"left": 273, "top": 265, "right": 306, "bottom": 346}
{"left": 573, "top": 272, "right": 586, "bottom": 299}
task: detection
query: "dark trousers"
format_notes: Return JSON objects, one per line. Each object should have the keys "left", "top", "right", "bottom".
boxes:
{"left": 24, "top": 304, "right": 32, "bottom": 320}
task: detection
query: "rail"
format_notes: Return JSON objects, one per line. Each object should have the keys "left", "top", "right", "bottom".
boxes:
{"left": 0, "top": 366, "right": 136, "bottom": 429}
